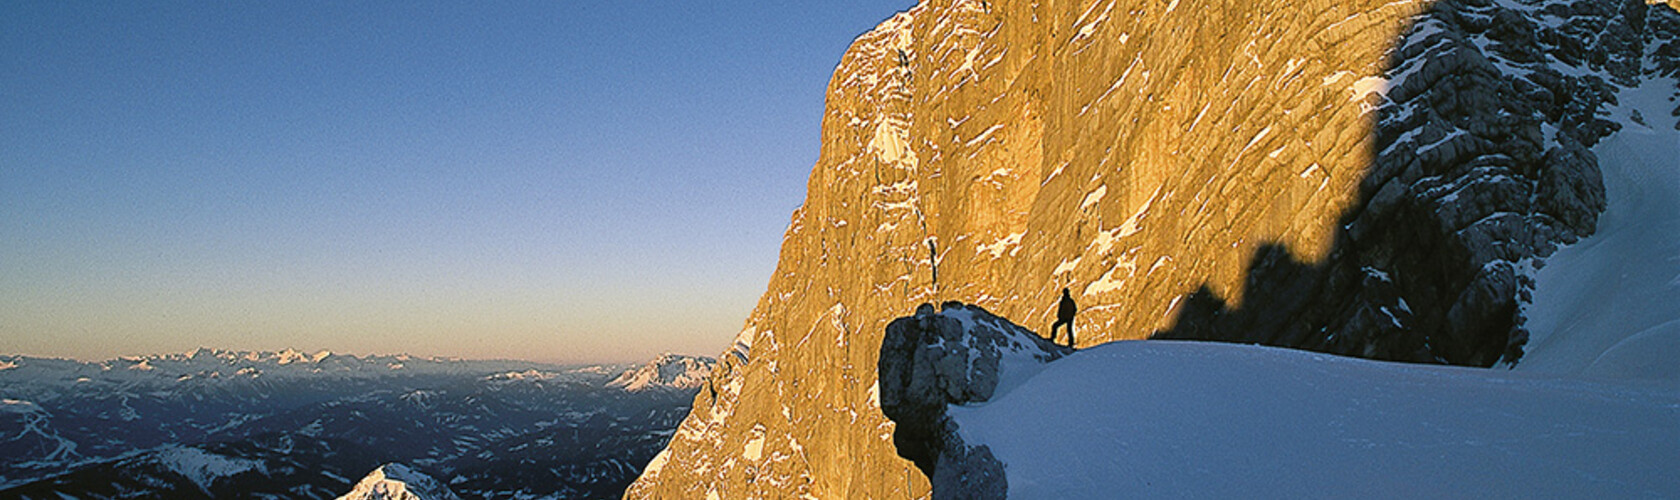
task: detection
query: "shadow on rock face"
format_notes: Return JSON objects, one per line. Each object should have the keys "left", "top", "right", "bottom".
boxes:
{"left": 1153, "top": 0, "right": 1678, "bottom": 368}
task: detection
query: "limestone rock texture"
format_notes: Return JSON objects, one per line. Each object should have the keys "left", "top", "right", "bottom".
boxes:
{"left": 626, "top": 0, "right": 1678, "bottom": 498}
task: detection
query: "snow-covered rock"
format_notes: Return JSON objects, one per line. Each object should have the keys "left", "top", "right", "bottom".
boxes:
{"left": 877, "top": 302, "right": 1071, "bottom": 499}
{"left": 1153, "top": 0, "right": 1680, "bottom": 369}
{"left": 336, "top": 463, "right": 461, "bottom": 500}
{"left": 609, "top": 353, "right": 716, "bottom": 392}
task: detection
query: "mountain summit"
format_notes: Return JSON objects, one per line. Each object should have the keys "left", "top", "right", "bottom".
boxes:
{"left": 629, "top": 0, "right": 1680, "bottom": 497}
{"left": 336, "top": 463, "right": 460, "bottom": 500}
{"left": 609, "top": 353, "right": 715, "bottom": 392}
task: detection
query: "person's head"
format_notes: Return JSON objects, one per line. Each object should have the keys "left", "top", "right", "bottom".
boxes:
{"left": 1062, "top": 287, "right": 1070, "bottom": 295}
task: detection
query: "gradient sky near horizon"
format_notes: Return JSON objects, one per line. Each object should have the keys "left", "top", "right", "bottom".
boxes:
{"left": 1, "top": 1, "right": 914, "bottom": 364}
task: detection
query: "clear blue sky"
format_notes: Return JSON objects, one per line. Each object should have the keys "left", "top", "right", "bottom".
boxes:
{"left": 0, "top": 1, "right": 913, "bottom": 364}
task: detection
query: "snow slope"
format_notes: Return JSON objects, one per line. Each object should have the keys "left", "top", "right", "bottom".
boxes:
{"left": 948, "top": 341, "right": 1680, "bottom": 498}
{"left": 1520, "top": 78, "right": 1680, "bottom": 386}
{"left": 155, "top": 446, "right": 264, "bottom": 494}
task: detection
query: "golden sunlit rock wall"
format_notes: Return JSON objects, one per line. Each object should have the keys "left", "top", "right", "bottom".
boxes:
{"left": 626, "top": 0, "right": 1433, "bottom": 497}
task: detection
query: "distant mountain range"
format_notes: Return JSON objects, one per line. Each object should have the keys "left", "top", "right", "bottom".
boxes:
{"left": 0, "top": 349, "right": 713, "bottom": 499}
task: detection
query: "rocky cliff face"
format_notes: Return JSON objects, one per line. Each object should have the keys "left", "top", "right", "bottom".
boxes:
{"left": 628, "top": 0, "right": 1680, "bottom": 497}
{"left": 1155, "top": 0, "right": 1679, "bottom": 366}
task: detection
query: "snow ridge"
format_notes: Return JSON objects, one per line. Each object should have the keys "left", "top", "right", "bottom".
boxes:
{"left": 155, "top": 446, "right": 264, "bottom": 495}
{"left": 608, "top": 353, "right": 717, "bottom": 392}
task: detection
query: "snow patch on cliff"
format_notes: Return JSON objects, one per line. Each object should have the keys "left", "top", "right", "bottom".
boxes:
{"left": 976, "top": 231, "right": 1025, "bottom": 258}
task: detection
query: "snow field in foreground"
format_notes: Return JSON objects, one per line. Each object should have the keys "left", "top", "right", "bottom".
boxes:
{"left": 950, "top": 341, "right": 1680, "bottom": 499}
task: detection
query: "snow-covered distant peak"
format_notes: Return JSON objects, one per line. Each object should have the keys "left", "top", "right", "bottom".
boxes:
{"left": 568, "top": 365, "right": 618, "bottom": 375}
{"left": 336, "top": 463, "right": 461, "bottom": 500}
{"left": 484, "top": 369, "right": 556, "bottom": 382}
{"left": 274, "top": 348, "right": 332, "bottom": 365}
{"left": 609, "top": 353, "right": 716, "bottom": 392}
{"left": 0, "top": 349, "right": 589, "bottom": 390}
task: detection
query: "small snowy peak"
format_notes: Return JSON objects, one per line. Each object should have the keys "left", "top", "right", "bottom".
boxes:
{"left": 484, "top": 369, "right": 556, "bottom": 382}
{"left": 154, "top": 446, "right": 264, "bottom": 494}
{"left": 609, "top": 354, "right": 717, "bottom": 392}
{"left": 567, "top": 365, "right": 618, "bottom": 375}
{"left": 275, "top": 348, "right": 309, "bottom": 365}
{"left": 337, "top": 463, "right": 461, "bottom": 500}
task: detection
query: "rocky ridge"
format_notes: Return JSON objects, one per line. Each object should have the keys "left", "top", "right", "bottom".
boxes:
{"left": 1156, "top": 0, "right": 1680, "bottom": 366}
{"left": 608, "top": 353, "right": 714, "bottom": 392}
{"left": 629, "top": 0, "right": 1680, "bottom": 498}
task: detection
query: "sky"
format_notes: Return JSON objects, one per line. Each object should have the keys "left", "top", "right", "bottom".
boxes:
{"left": 0, "top": 1, "right": 914, "bottom": 364}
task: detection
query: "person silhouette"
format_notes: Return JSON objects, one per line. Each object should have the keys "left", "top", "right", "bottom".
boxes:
{"left": 1051, "top": 287, "right": 1077, "bottom": 348}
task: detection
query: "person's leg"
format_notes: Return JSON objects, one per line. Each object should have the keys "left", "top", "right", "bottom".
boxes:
{"left": 1068, "top": 320, "right": 1075, "bottom": 348}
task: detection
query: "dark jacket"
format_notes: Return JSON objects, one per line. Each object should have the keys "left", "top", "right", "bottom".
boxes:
{"left": 1057, "top": 291, "right": 1077, "bottom": 322}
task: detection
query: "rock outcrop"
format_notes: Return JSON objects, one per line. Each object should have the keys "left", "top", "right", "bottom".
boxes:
{"left": 628, "top": 0, "right": 1680, "bottom": 497}
{"left": 877, "top": 302, "right": 1070, "bottom": 498}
